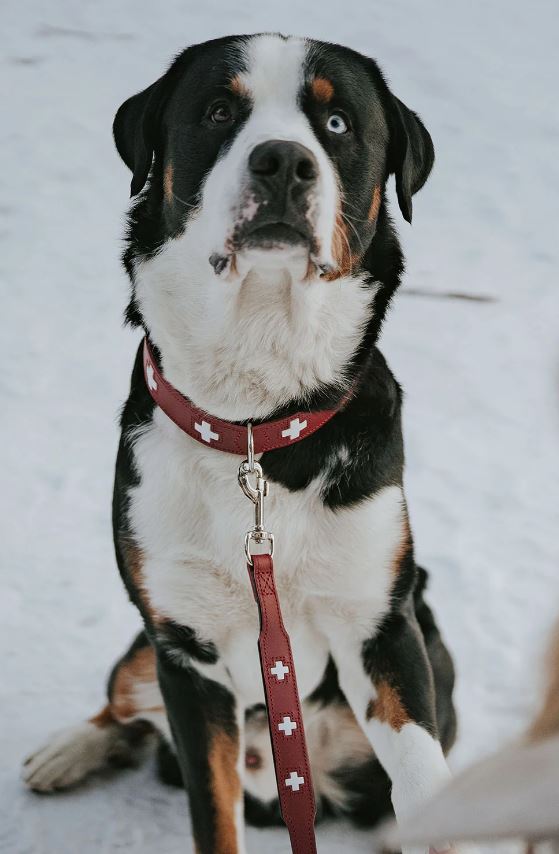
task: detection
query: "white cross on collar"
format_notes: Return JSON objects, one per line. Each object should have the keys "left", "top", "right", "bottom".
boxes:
{"left": 285, "top": 771, "right": 305, "bottom": 792}
{"left": 270, "top": 660, "right": 289, "bottom": 681}
{"left": 278, "top": 716, "right": 297, "bottom": 736}
{"left": 194, "top": 420, "right": 219, "bottom": 443}
{"left": 281, "top": 418, "right": 308, "bottom": 441}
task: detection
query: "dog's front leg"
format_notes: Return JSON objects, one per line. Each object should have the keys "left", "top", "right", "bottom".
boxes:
{"left": 329, "top": 604, "right": 457, "bottom": 854}
{"left": 156, "top": 650, "right": 246, "bottom": 854}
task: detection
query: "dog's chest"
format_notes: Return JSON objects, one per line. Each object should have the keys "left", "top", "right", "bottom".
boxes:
{"left": 128, "top": 413, "right": 405, "bottom": 703}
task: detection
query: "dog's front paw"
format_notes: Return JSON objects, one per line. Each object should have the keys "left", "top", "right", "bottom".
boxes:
{"left": 22, "top": 721, "right": 132, "bottom": 792}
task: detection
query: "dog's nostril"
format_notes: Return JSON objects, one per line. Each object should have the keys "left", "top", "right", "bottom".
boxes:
{"left": 249, "top": 140, "right": 318, "bottom": 187}
{"left": 295, "top": 157, "right": 317, "bottom": 183}
{"left": 251, "top": 153, "right": 280, "bottom": 177}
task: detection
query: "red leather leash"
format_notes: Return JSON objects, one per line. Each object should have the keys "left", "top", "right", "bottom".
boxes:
{"left": 238, "top": 443, "right": 318, "bottom": 852}
{"left": 248, "top": 554, "right": 317, "bottom": 853}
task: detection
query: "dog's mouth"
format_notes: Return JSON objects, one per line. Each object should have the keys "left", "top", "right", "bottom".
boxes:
{"left": 242, "top": 221, "right": 310, "bottom": 250}
{"left": 209, "top": 202, "right": 334, "bottom": 278}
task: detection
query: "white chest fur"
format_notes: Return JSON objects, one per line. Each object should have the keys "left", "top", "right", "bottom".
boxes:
{"left": 128, "top": 411, "right": 406, "bottom": 706}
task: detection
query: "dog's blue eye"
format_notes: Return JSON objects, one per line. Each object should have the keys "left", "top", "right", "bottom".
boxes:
{"left": 327, "top": 113, "right": 348, "bottom": 134}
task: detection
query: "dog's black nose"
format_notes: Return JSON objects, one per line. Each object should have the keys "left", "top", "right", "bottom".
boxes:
{"left": 248, "top": 140, "right": 318, "bottom": 192}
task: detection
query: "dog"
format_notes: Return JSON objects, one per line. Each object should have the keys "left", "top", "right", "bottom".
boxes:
{"left": 23, "top": 33, "right": 466, "bottom": 854}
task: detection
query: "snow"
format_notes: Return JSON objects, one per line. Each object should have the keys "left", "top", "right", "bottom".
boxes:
{"left": 1, "top": 1, "right": 558, "bottom": 852}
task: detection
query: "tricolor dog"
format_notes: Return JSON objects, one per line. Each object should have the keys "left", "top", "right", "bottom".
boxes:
{"left": 24, "top": 33, "right": 467, "bottom": 854}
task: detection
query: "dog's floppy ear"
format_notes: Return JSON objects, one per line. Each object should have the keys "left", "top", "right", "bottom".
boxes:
{"left": 387, "top": 96, "right": 434, "bottom": 223}
{"left": 113, "top": 76, "right": 169, "bottom": 198}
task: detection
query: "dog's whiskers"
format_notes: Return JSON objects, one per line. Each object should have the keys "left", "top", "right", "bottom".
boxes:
{"left": 334, "top": 219, "right": 354, "bottom": 275}
{"left": 170, "top": 190, "right": 200, "bottom": 210}
{"left": 341, "top": 212, "right": 365, "bottom": 252}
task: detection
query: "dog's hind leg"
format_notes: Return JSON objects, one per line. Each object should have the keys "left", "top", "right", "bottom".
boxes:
{"left": 22, "top": 630, "right": 169, "bottom": 792}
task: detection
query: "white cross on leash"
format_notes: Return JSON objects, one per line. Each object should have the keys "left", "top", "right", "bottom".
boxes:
{"left": 194, "top": 420, "right": 219, "bottom": 443}
{"left": 285, "top": 771, "right": 305, "bottom": 792}
{"left": 281, "top": 418, "right": 308, "bottom": 441}
{"left": 270, "top": 660, "right": 289, "bottom": 681}
{"left": 278, "top": 716, "right": 297, "bottom": 736}
{"left": 146, "top": 363, "right": 158, "bottom": 392}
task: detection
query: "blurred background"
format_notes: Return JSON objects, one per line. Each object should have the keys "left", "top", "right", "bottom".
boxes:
{"left": 1, "top": 1, "right": 558, "bottom": 852}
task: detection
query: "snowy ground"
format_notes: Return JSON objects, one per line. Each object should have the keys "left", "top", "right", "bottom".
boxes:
{"left": 1, "top": 1, "right": 558, "bottom": 852}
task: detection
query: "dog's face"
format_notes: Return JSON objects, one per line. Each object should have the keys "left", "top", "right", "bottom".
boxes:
{"left": 114, "top": 34, "right": 433, "bottom": 417}
{"left": 115, "top": 34, "right": 433, "bottom": 279}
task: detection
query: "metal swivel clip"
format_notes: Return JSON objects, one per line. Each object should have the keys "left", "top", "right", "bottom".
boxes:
{"left": 238, "top": 424, "right": 274, "bottom": 565}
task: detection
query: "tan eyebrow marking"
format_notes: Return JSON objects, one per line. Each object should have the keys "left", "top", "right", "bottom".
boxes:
{"left": 228, "top": 74, "right": 250, "bottom": 98}
{"left": 311, "top": 76, "right": 334, "bottom": 104}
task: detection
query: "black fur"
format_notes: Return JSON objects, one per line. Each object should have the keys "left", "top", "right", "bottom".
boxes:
{"left": 260, "top": 346, "right": 404, "bottom": 508}
{"left": 156, "top": 621, "right": 220, "bottom": 666}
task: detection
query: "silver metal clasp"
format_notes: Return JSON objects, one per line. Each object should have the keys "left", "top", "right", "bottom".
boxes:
{"left": 238, "top": 423, "right": 274, "bottom": 565}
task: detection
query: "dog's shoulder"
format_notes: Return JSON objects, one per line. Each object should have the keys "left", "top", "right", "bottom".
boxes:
{"left": 261, "top": 345, "right": 405, "bottom": 507}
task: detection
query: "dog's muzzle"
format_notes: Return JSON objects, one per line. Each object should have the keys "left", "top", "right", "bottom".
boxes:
{"left": 239, "top": 139, "right": 318, "bottom": 250}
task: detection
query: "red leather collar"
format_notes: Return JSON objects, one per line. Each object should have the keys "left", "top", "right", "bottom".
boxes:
{"left": 143, "top": 337, "right": 350, "bottom": 455}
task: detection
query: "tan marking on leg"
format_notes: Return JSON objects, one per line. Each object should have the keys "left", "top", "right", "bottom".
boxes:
{"left": 229, "top": 75, "right": 250, "bottom": 99}
{"left": 163, "top": 161, "right": 174, "bottom": 205}
{"left": 311, "top": 77, "right": 334, "bottom": 104}
{"left": 366, "top": 681, "right": 410, "bottom": 730}
{"left": 208, "top": 727, "right": 242, "bottom": 854}
{"left": 112, "top": 646, "right": 163, "bottom": 723}
{"left": 529, "top": 620, "right": 559, "bottom": 741}
{"left": 368, "top": 185, "right": 382, "bottom": 223}
{"left": 125, "top": 543, "right": 161, "bottom": 625}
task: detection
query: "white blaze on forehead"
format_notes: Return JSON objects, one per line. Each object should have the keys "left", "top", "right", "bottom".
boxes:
{"left": 240, "top": 34, "right": 307, "bottom": 109}
{"left": 197, "top": 33, "right": 339, "bottom": 269}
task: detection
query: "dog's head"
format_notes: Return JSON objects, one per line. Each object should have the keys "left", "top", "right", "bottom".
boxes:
{"left": 114, "top": 34, "right": 434, "bottom": 416}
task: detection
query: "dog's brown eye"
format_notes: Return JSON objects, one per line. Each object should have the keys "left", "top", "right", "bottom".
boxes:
{"left": 208, "top": 102, "right": 233, "bottom": 124}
